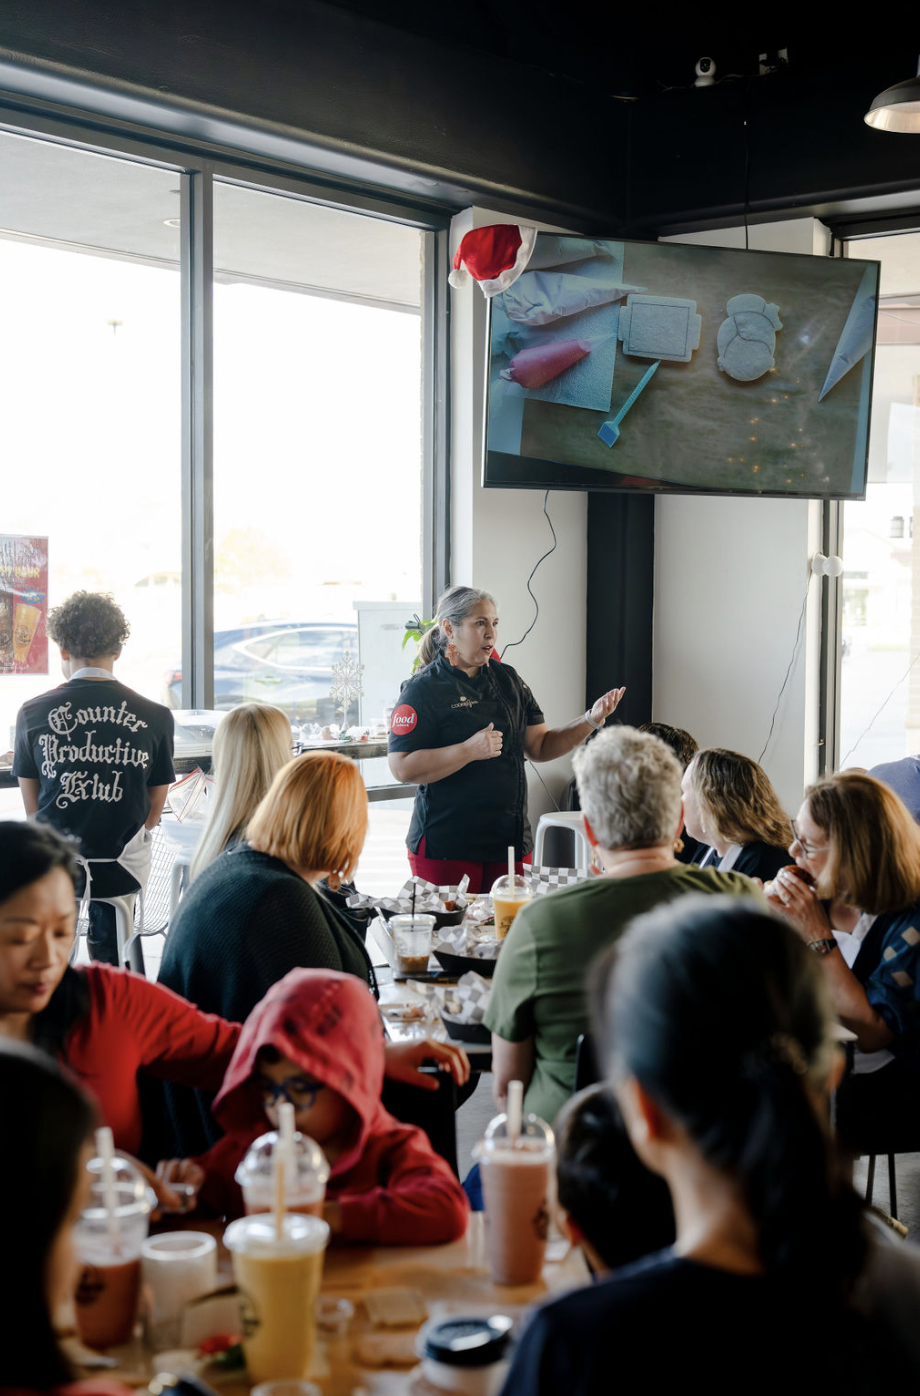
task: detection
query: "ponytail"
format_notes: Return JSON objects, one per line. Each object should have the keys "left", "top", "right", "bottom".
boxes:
{"left": 418, "top": 622, "right": 443, "bottom": 667}
{"left": 595, "top": 897, "right": 867, "bottom": 1298}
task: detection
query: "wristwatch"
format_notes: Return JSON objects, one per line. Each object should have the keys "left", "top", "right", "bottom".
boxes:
{"left": 584, "top": 709, "right": 604, "bottom": 731}
{"left": 807, "top": 938, "right": 838, "bottom": 956}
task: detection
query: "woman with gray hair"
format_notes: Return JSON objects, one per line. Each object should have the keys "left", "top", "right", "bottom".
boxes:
{"left": 484, "top": 726, "right": 763, "bottom": 1123}
{"left": 388, "top": 584, "right": 625, "bottom": 891}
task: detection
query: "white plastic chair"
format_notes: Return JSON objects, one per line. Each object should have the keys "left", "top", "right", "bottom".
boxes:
{"left": 533, "top": 810, "right": 591, "bottom": 873}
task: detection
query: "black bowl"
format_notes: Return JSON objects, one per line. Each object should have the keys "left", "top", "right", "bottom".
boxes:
{"left": 433, "top": 947, "right": 497, "bottom": 979}
{"left": 441, "top": 1016, "right": 492, "bottom": 1045}
{"left": 380, "top": 904, "right": 466, "bottom": 933}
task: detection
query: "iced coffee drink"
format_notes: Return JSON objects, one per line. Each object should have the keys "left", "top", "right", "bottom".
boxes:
{"left": 12, "top": 597, "right": 41, "bottom": 665}
{"left": 490, "top": 874, "right": 531, "bottom": 941}
{"left": 391, "top": 913, "right": 435, "bottom": 975}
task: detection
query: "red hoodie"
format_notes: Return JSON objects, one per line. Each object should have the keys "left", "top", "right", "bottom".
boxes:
{"left": 194, "top": 968, "right": 469, "bottom": 1246}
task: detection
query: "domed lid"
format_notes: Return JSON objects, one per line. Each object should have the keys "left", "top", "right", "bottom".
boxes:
{"left": 83, "top": 1153, "right": 153, "bottom": 1221}
{"left": 420, "top": 1315, "right": 514, "bottom": 1368}
{"left": 234, "top": 1128, "right": 330, "bottom": 1188}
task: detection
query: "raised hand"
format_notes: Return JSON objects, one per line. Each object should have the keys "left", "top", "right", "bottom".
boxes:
{"left": 589, "top": 687, "right": 626, "bottom": 727}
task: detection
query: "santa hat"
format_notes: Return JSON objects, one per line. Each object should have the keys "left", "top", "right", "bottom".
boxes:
{"left": 449, "top": 224, "right": 538, "bottom": 297}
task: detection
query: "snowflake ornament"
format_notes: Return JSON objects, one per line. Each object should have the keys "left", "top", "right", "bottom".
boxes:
{"left": 330, "top": 651, "right": 364, "bottom": 727}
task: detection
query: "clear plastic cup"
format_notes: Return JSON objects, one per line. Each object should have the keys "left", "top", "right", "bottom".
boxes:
{"left": 474, "top": 1111, "right": 555, "bottom": 1285}
{"left": 224, "top": 1212, "right": 330, "bottom": 1382}
{"left": 390, "top": 912, "right": 436, "bottom": 974}
{"left": 235, "top": 1129, "right": 330, "bottom": 1217}
{"left": 73, "top": 1155, "right": 152, "bottom": 1349}
{"left": 141, "top": 1230, "right": 217, "bottom": 1352}
{"left": 489, "top": 874, "right": 531, "bottom": 941}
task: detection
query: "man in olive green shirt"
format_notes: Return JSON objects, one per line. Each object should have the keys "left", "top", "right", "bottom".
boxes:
{"left": 485, "top": 727, "right": 764, "bottom": 1123}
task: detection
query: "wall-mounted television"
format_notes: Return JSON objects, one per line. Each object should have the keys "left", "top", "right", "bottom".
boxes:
{"left": 484, "top": 234, "right": 878, "bottom": 500}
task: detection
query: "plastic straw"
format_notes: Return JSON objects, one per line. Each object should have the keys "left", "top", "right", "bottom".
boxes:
{"left": 507, "top": 1080, "right": 523, "bottom": 1147}
{"left": 273, "top": 1151, "right": 286, "bottom": 1243}
{"left": 96, "top": 1126, "right": 120, "bottom": 1247}
{"left": 507, "top": 845, "right": 515, "bottom": 884}
{"left": 279, "top": 1101, "right": 295, "bottom": 1176}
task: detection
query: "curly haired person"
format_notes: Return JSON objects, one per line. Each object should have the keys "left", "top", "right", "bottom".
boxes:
{"left": 13, "top": 591, "right": 174, "bottom": 964}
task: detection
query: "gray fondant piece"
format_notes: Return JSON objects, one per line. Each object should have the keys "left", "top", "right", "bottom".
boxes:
{"left": 717, "top": 294, "right": 783, "bottom": 382}
{"left": 617, "top": 294, "right": 702, "bottom": 362}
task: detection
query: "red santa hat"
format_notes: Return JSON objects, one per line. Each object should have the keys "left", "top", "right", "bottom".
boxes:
{"left": 449, "top": 224, "right": 538, "bottom": 297}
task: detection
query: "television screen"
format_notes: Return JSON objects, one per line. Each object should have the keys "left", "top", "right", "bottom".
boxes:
{"left": 484, "top": 234, "right": 878, "bottom": 500}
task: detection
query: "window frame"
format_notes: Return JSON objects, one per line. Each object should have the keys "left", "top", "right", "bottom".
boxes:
{"left": 0, "top": 93, "right": 451, "bottom": 792}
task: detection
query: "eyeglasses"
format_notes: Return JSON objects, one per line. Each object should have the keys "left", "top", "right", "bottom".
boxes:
{"left": 258, "top": 1076, "right": 326, "bottom": 1110}
{"left": 789, "top": 819, "right": 829, "bottom": 857}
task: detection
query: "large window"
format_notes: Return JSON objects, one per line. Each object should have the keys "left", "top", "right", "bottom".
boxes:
{"left": 838, "top": 232, "right": 920, "bottom": 767}
{"left": 0, "top": 121, "right": 446, "bottom": 810}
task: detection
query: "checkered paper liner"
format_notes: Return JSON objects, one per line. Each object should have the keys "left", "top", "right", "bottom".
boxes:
{"left": 346, "top": 875, "right": 465, "bottom": 916}
{"left": 524, "top": 866, "right": 588, "bottom": 894}
{"left": 432, "top": 923, "right": 501, "bottom": 962}
{"left": 432, "top": 971, "right": 493, "bottom": 1027}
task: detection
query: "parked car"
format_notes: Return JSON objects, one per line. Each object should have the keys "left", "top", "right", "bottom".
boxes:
{"left": 163, "top": 620, "right": 358, "bottom": 721}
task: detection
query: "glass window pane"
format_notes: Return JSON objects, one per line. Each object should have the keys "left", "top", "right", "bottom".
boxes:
{"left": 212, "top": 182, "right": 424, "bottom": 771}
{"left": 840, "top": 233, "right": 920, "bottom": 767}
{"left": 0, "top": 130, "right": 181, "bottom": 812}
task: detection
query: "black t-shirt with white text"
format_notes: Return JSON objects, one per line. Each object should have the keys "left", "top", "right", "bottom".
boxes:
{"left": 13, "top": 677, "right": 174, "bottom": 895}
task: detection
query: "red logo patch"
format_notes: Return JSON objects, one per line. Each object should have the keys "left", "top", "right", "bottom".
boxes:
{"left": 391, "top": 704, "right": 418, "bottom": 734}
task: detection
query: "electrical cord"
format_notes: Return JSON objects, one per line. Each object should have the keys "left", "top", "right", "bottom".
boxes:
{"left": 526, "top": 757, "right": 562, "bottom": 812}
{"left": 500, "top": 490, "right": 558, "bottom": 659}
{"left": 759, "top": 571, "right": 812, "bottom": 763}
{"left": 840, "top": 645, "right": 920, "bottom": 767}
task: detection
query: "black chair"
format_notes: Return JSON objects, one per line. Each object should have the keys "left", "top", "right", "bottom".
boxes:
{"left": 382, "top": 1070, "right": 459, "bottom": 1176}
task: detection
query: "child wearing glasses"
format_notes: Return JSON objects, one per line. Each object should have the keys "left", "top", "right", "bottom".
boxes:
{"left": 158, "top": 967, "right": 469, "bottom": 1244}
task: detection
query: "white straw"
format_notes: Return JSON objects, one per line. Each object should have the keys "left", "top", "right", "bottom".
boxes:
{"left": 507, "top": 1080, "right": 523, "bottom": 1147}
{"left": 95, "top": 1126, "right": 119, "bottom": 1247}
{"left": 508, "top": 845, "right": 515, "bottom": 884}
{"left": 279, "top": 1100, "right": 296, "bottom": 1173}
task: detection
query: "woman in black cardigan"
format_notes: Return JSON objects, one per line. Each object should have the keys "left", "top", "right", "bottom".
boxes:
{"left": 680, "top": 747, "right": 790, "bottom": 883}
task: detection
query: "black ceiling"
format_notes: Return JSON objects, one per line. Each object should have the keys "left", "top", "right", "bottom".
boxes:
{"left": 309, "top": 4, "right": 916, "bottom": 103}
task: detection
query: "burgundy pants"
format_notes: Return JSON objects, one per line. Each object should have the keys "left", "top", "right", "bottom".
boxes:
{"left": 407, "top": 836, "right": 532, "bottom": 894}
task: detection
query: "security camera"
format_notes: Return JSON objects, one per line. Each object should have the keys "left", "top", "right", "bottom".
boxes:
{"left": 694, "top": 57, "right": 716, "bottom": 87}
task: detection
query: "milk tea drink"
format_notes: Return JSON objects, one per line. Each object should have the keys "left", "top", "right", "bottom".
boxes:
{"left": 489, "top": 874, "right": 531, "bottom": 941}
{"left": 73, "top": 1154, "right": 151, "bottom": 1349}
{"left": 224, "top": 1213, "right": 330, "bottom": 1382}
{"left": 476, "top": 1111, "right": 555, "bottom": 1285}
{"left": 235, "top": 1129, "right": 330, "bottom": 1217}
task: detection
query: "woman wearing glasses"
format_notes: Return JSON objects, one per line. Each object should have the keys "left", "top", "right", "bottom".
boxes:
{"left": 767, "top": 771, "right": 920, "bottom": 1151}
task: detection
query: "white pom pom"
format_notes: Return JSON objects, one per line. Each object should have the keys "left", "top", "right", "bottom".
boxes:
{"left": 448, "top": 267, "right": 468, "bottom": 288}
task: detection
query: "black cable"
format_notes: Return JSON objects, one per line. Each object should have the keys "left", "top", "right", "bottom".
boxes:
{"left": 742, "top": 77, "right": 753, "bottom": 253}
{"left": 526, "top": 757, "right": 562, "bottom": 813}
{"left": 500, "top": 490, "right": 558, "bottom": 659}
{"left": 759, "top": 572, "right": 812, "bottom": 763}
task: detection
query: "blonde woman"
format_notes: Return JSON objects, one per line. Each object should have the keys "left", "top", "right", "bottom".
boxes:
{"left": 680, "top": 748, "right": 790, "bottom": 883}
{"left": 189, "top": 703, "right": 292, "bottom": 882}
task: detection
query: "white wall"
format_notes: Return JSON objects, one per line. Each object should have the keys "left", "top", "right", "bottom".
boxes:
{"left": 654, "top": 219, "right": 830, "bottom": 811}
{"left": 450, "top": 208, "right": 588, "bottom": 819}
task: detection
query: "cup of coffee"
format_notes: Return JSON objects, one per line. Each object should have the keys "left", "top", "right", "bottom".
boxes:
{"left": 235, "top": 1129, "right": 330, "bottom": 1217}
{"left": 474, "top": 1110, "right": 555, "bottom": 1285}
{"left": 489, "top": 874, "right": 532, "bottom": 941}
{"left": 73, "top": 1155, "right": 152, "bottom": 1350}
{"left": 390, "top": 913, "right": 436, "bottom": 975}
{"left": 224, "top": 1212, "right": 330, "bottom": 1382}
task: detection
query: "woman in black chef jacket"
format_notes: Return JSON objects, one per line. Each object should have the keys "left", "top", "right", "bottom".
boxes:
{"left": 388, "top": 585, "right": 625, "bottom": 892}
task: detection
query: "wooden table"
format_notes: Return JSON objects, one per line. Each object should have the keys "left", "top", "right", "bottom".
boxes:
{"left": 85, "top": 1216, "right": 587, "bottom": 1392}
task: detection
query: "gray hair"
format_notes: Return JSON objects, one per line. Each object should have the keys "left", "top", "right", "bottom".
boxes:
{"left": 419, "top": 585, "right": 496, "bottom": 666}
{"left": 572, "top": 726, "right": 682, "bottom": 851}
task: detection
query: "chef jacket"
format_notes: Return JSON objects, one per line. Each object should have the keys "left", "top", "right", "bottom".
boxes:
{"left": 389, "top": 655, "right": 544, "bottom": 861}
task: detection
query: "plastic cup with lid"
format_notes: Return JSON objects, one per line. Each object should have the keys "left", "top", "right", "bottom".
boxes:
{"left": 73, "top": 1146, "right": 154, "bottom": 1350}
{"left": 235, "top": 1128, "right": 330, "bottom": 1217}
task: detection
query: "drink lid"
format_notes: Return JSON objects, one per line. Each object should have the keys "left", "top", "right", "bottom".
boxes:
{"left": 489, "top": 873, "right": 530, "bottom": 898}
{"left": 480, "top": 1110, "right": 554, "bottom": 1152}
{"left": 235, "top": 1128, "right": 330, "bottom": 1191}
{"left": 419, "top": 1315, "right": 514, "bottom": 1368}
{"left": 389, "top": 913, "right": 437, "bottom": 931}
{"left": 223, "top": 1211, "right": 330, "bottom": 1257}
{"left": 82, "top": 1153, "right": 154, "bottom": 1222}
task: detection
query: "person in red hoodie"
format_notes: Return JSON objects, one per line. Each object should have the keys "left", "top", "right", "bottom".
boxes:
{"left": 161, "top": 968, "right": 469, "bottom": 1246}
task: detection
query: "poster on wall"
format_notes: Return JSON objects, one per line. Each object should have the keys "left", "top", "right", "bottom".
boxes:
{"left": 0, "top": 534, "right": 48, "bottom": 675}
